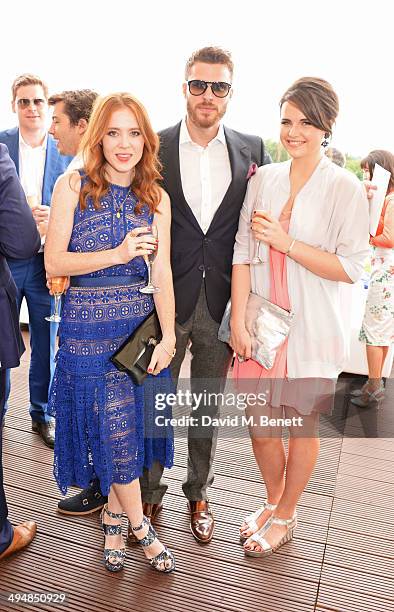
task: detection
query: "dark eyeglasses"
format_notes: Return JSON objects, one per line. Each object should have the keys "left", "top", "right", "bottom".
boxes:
{"left": 187, "top": 80, "right": 231, "bottom": 98}
{"left": 16, "top": 98, "right": 46, "bottom": 108}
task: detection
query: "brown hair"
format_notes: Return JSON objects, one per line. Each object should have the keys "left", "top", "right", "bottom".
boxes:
{"left": 12, "top": 74, "right": 48, "bottom": 101}
{"left": 79, "top": 92, "right": 162, "bottom": 214}
{"left": 325, "top": 147, "right": 346, "bottom": 167}
{"left": 280, "top": 77, "right": 339, "bottom": 137}
{"left": 185, "top": 46, "right": 234, "bottom": 80}
{"left": 360, "top": 150, "right": 394, "bottom": 193}
{"left": 48, "top": 90, "right": 98, "bottom": 125}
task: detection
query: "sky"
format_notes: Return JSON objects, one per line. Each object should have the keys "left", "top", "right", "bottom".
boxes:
{"left": 1, "top": 0, "right": 393, "bottom": 157}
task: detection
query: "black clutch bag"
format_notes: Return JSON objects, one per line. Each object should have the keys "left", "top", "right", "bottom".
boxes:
{"left": 110, "top": 311, "right": 162, "bottom": 385}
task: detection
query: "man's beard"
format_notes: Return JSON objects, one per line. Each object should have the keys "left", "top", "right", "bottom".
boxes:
{"left": 187, "top": 99, "right": 227, "bottom": 129}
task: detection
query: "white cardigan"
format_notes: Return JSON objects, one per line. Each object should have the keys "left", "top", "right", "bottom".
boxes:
{"left": 233, "top": 156, "right": 370, "bottom": 378}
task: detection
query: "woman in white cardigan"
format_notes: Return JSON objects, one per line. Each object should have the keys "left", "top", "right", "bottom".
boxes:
{"left": 230, "top": 77, "right": 369, "bottom": 557}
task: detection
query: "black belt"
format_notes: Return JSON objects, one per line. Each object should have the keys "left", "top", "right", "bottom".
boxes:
{"left": 70, "top": 275, "right": 143, "bottom": 288}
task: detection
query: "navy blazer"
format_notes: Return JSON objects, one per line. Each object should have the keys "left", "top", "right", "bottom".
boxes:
{"left": 0, "top": 127, "right": 72, "bottom": 206}
{"left": 0, "top": 144, "right": 40, "bottom": 369}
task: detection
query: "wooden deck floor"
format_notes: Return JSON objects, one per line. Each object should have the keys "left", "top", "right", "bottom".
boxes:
{"left": 1, "top": 333, "right": 393, "bottom": 612}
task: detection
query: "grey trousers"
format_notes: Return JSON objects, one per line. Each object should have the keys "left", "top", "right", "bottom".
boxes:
{"left": 140, "top": 283, "right": 233, "bottom": 503}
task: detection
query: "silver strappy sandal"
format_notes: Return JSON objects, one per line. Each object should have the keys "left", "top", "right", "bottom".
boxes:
{"left": 244, "top": 513, "right": 297, "bottom": 557}
{"left": 239, "top": 500, "right": 277, "bottom": 544}
{"left": 131, "top": 516, "right": 175, "bottom": 573}
{"left": 100, "top": 504, "right": 126, "bottom": 572}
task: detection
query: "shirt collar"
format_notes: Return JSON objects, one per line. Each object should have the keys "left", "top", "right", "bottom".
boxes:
{"left": 19, "top": 130, "right": 48, "bottom": 151}
{"left": 180, "top": 118, "right": 226, "bottom": 146}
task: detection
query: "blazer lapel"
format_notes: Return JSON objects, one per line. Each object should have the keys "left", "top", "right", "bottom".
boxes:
{"left": 160, "top": 123, "right": 202, "bottom": 233}
{"left": 207, "top": 126, "right": 251, "bottom": 230}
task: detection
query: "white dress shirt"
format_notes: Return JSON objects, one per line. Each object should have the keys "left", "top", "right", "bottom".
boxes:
{"left": 179, "top": 119, "right": 231, "bottom": 234}
{"left": 18, "top": 132, "right": 47, "bottom": 204}
{"left": 233, "top": 156, "right": 370, "bottom": 378}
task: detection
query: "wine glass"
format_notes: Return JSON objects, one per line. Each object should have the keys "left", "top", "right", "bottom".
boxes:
{"left": 251, "top": 208, "right": 266, "bottom": 264}
{"left": 140, "top": 225, "right": 159, "bottom": 294}
{"left": 45, "top": 276, "right": 68, "bottom": 322}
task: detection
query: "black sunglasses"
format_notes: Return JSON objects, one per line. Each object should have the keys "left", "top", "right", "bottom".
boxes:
{"left": 16, "top": 98, "right": 46, "bottom": 108}
{"left": 187, "top": 80, "right": 231, "bottom": 98}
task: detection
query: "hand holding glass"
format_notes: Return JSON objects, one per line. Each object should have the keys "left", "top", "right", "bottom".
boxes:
{"left": 251, "top": 209, "right": 267, "bottom": 264}
{"left": 45, "top": 276, "right": 68, "bottom": 322}
{"left": 140, "top": 225, "right": 159, "bottom": 294}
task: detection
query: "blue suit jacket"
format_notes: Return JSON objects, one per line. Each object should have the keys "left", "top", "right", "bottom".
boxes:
{"left": 0, "top": 127, "right": 72, "bottom": 206}
{"left": 0, "top": 144, "right": 40, "bottom": 369}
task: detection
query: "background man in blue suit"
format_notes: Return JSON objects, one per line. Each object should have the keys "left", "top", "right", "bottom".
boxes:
{"left": 0, "top": 143, "right": 40, "bottom": 560}
{"left": 0, "top": 74, "right": 72, "bottom": 448}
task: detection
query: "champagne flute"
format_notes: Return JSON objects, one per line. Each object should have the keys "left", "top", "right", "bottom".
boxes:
{"left": 140, "top": 225, "right": 159, "bottom": 294}
{"left": 45, "top": 276, "right": 68, "bottom": 322}
{"left": 251, "top": 208, "right": 266, "bottom": 264}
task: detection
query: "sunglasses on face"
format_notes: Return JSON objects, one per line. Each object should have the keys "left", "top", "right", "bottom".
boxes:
{"left": 16, "top": 98, "right": 46, "bottom": 108}
{"left": 187, "top": 80, "right": 232, "bottom": 98}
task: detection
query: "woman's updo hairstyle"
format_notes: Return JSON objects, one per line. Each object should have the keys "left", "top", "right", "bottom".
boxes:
{"left": 280, "top": 77, "right": 339, "bottom": 139}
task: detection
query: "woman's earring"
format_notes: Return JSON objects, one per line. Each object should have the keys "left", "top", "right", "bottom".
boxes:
{"left": 322, "top": 133, "right": 330, "bottom": 148}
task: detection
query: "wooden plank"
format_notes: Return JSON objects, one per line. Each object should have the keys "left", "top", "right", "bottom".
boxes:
{"left": 329, "top": 512, "right": 394, "bottom": 541}
{"left": 316, "top": 583, "right": 394, "bottom": 612}
{"left": 338, "top": 463, "right": 394, "bottom": 484}
{"left": 323, "top": 544, "right": 394, "bottom": 579}
{"left": 327, "top": 527, "right": 393, "bottom": 558}
{"left": 331, "top": 497, "right": 394, "bottom": 524}
{"left": 340, "top": 452, "right": 394, "bottom": 472}
{"left": 334, "top": 474, "right": 394, "bottom": 497}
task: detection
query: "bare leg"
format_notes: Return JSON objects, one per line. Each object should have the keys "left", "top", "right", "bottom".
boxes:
{"left": 240, "top": 404, "right": 286, "bottom": 538}
{"left": 101, "top": 486, "right": 124, "bottom": 561}
{"left": 245, "top": 410, "right": 320, "bottom": 552}
{"left": 366, "top": 345, "right": 386, "bottom": 389}
{"left": 112, "top": 481, "right": 173, "bottom": 570}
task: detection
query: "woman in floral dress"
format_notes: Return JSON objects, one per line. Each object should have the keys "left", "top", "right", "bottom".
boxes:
{"left": 351, "top": 150, "right": 394, "bottom": 406}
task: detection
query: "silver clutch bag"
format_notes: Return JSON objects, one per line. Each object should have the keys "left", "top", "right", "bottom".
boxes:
{"left": 218, "top": 292, "right": 294, "bottom": 370}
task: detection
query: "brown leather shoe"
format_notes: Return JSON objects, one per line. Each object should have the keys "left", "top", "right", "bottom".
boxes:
{"left": 127, "top": 502, "right": 163, "bottom": 544}
{"left": 0, "top": 521, "right": 37, "bottom": 561}
{"left": 188, "top": 500, "right": 214, "bottom": 543}
{"left": 32, "top": 419, "right": 55, "bottom": 449}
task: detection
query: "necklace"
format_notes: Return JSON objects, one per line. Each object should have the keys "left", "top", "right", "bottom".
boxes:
{"left": 109, "top": 184, "right": 131, "bottom": 219}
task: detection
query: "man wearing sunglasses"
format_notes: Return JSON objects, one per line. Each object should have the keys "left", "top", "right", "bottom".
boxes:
{"left": 135, "top": 46, "right": 271, "bottom": 544}
{"left": 0, "top": 74, "right": 72, "bottom": 448}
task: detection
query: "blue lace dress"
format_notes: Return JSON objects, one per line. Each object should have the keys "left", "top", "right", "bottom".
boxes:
{"left": 48, "top": 179, "right": 174, "bottom": 495}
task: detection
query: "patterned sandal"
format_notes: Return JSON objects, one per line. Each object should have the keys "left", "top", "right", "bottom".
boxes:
{"left": 239, "top": 500, "right": 277, "bottom": 544}
{"left": 244, "top": 513, "right": 297, "bottom": 557}
{"left": 131, "top": 516, "right": 175, "bottom": 573}
{"left": 101, "top": 504, "right": 126, "bottom": 572}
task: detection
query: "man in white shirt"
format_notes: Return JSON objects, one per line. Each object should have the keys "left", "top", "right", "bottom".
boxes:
{"left": 0, "top": 74, "right": 72, "bottom": 448}
{"left": 140, "top": 47, "right": 270, "bottom": 542}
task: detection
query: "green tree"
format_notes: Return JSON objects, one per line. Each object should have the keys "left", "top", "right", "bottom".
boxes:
{"left": 345, "top": 155, "right": 363, "bottom": 179}
{"left": 265, "top": 139, "right": 290, "bottom": 162}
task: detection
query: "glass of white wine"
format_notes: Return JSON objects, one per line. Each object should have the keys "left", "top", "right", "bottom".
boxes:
{"left": 251, "top": 208, "right": 267, "bottom": 264}
{"left": 140, "top": 225, "right": 159, "bottom": 294}
{"left": 45, "top": 276, "right": 68, "bottom": 322}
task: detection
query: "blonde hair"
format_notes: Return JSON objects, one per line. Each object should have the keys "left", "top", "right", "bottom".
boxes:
{"left": 12, "top": 73, "right": 48, "bottom": 101}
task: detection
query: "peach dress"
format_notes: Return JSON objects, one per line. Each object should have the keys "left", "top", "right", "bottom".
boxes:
{"left": 233, "top": 216, "right": 334, "bottom": 415}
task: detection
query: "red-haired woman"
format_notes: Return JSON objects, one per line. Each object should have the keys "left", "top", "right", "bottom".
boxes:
{"left": 45, "top": 93, "right": 175, "bottom": 573}
{"left": 351, "top": 150, "right": 394, "bottom": 406}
